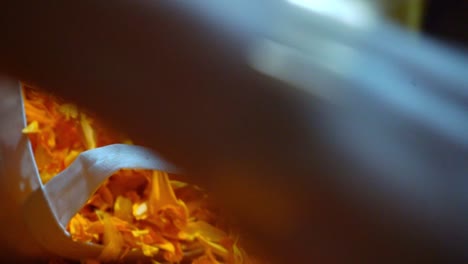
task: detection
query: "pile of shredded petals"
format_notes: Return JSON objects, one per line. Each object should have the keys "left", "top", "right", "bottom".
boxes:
{"left": 22, "top": 85, "right": 258, "bottom": 264}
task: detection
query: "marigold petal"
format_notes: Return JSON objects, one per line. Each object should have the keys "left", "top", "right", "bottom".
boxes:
{"left": 22, "top": 120, "right": 40, "bottom": 134}
{"left": 149, "top": 171, "right": 180, "bottom": 210}
{"left": 133, "top": 202, "right": 148, "bottom": 220}
{"left": 179, "top": 221, "right": 226, "bottom": 242}
{"left": 80, "top": 113, "right": 96, "bottom": 149}
{"left": 157, "top": 241, "right": 175, "bottom": 253}
{"left": 64, "top": 150, "right": 81, "bottom": 168}
{"left": 58, "top": 103, "right": 79, "bottom": 120}
{"left": 192, "top": 250, "right": 221, "bottom": 264}
{"left": 141, "top": 244, "right": 159, "bottom": 257}
{"left": 197, "top": 236, "right": 229, "bottom": 259}
{"left": 162, "top": 242, "right": 183, "bottom": 263}
{"left": 147, "top": 171, "right": 189, "bottom": 234}
{"left": 114, "top": 196, "right": 133, "bottom": 222}
{"left": 131, "top": 229, "right": 149, "bottom": 237}
{"left": 97, "top": 211, "right": 125, "bottom": 261}
{"left": 68, "top": 214, "right": 97, "bottom": 242}
{"left": 170, "top": 180, "right": 189, "bottom": 189}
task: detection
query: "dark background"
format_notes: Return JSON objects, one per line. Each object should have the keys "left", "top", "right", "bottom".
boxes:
{"left": 423, "top": 1, "right": 468, "bottom": 49}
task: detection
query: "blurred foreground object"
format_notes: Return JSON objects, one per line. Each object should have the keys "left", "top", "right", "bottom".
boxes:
{"left": 0, "top": 0, "right": 468, "bottom": 263}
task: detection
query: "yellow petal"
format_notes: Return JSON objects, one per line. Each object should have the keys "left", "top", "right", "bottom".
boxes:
{"left": 68, "top": 214, "right": 96, "bottom": 243}
{"left": 114, "top": 196, "right": 133, "bottom": 222}
{"left": 179, "top": 221, "right": 226, "bottom": 242}
{"left": 157, "top": 241, "right": 175, "bottom": 253}
{"left": 197, "top": 236, "right": 229, "bottom": 259}
{"left": 141, "top": 244, "right": 159, "bottom": 257}
{"left": 232, "top": 243, "right": 246, "bottom": 264}
{"left": 22, "top": 120, "right": 40, "bottom": 134}
{"left": 131, "top": 229, "right": 149, "bottom": 237}
{"left": 80, "top": 113, "right": 96, "bottom": 149}
{"left": 40, "top": 171, "right": 54, "bottom": 184}
{"left": 149, "top": 171, "right": 187, "bottom": 214}
{"left": 170, "top": 180, "right": 189, "bottom": 189}
{"left": 64, "top": 150, "right": 81, "bottom": 167}
{"left": 42, "top": 128, "right": 56, "bottom": 148}
{"left": 58, "top": 103, "right": 78, "bottom": 120}
{"left": 96, "top": 211, "right": 124, "bottom": 261}
{"left": 192, "top": 249, "right": 221, "bottom": 264}
{"left": 132, "top": 202, "right": 148, "bottom": 220}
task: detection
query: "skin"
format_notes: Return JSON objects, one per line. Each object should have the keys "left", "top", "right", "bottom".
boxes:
{"left": 0, "top": 1, "right": 463, "bottom": 263}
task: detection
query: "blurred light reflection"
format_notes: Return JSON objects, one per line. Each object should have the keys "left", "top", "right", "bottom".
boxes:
{"left": 287, "top": 0, "right": 377, "bottom": 27}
